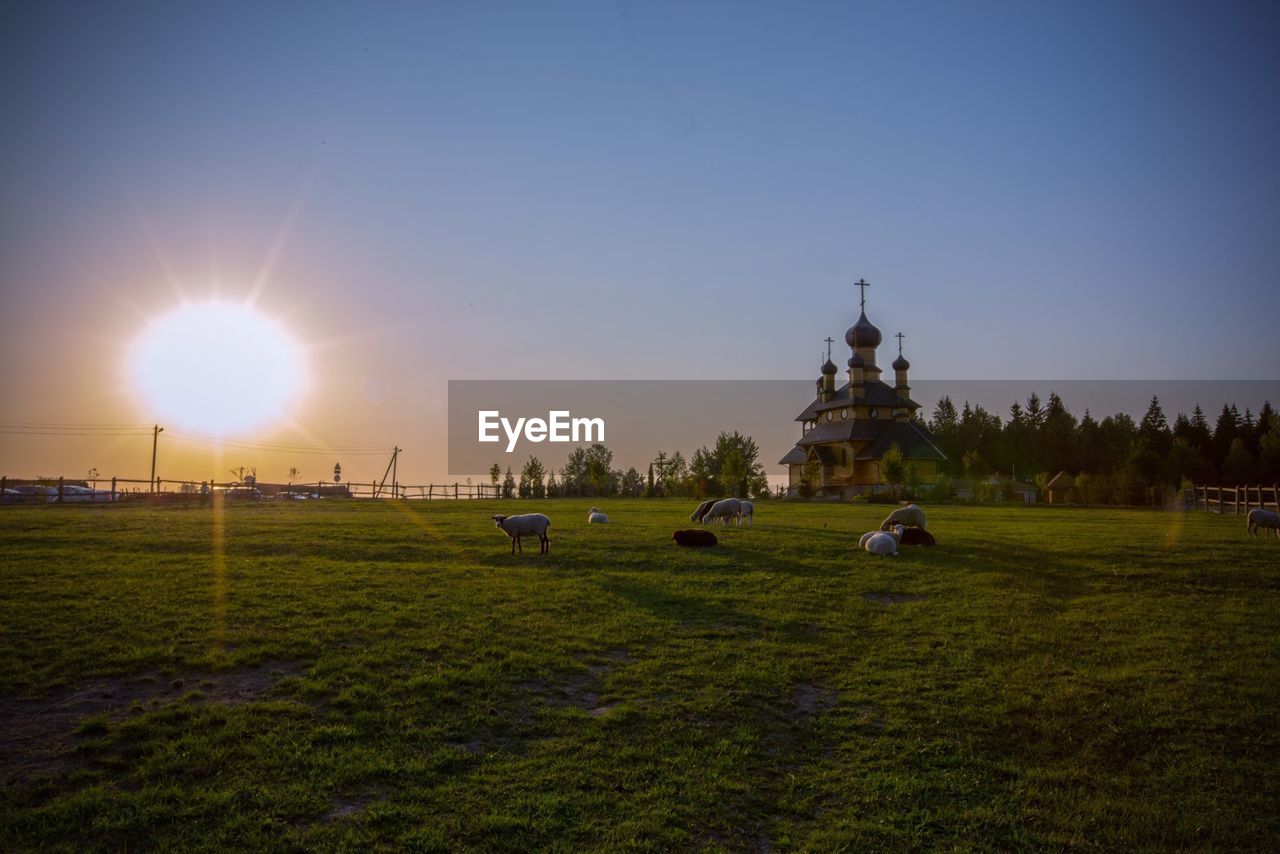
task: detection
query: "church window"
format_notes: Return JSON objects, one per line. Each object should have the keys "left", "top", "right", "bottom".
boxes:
{"left": 841, "top": 407, "right": 849, "bottom": 420}
{"left": 869, "top": 407, "right": 879, "bottom": 420}
{"left": 826, "top": 411, "right": 833, "bottom": 422}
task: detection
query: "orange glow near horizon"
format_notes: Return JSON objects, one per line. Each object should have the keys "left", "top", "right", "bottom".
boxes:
{"left": 128, "top": 300, "right": 309, "bottom": 436}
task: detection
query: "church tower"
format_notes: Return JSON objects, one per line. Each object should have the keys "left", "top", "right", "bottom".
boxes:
{"left": 778, "top": 277, "right": 946, "bottom": 497}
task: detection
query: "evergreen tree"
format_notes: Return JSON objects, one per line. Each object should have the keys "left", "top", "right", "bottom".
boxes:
{"left": 1189, "top": 405, "right": 1212, "bottom": 451}
{"left": 501, "top": 466, "right": 516, "bottom": 499}
{"left": 1222, "top": 438, "right": 1258, "bottom": 485}
{"left": 1212, "top": 404, "right": 1239, "bottom": 469}
{"left": 1138, "top": 396, "right": 1172, "bottom": 457}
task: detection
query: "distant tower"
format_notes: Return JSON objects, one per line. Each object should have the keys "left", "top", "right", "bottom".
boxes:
{"left": 892, "top": 332, "right": 911, "bottom": 421}
{"left": 819, "top": 337, "right": 837, "bottom": 401}
{"left": 845, "top": 278, "right": 883, "bottom": 385}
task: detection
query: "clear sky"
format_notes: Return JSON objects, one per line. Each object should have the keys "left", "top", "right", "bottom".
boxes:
{"left": 2, "top": 1, "right": 1278, "bottom": 483}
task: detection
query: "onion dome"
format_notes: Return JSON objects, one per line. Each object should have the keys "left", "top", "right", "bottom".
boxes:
{"left": 844, "top": 311, "right": 882, "bottom": 349}
{"left": 847, "top": 351, "right": 864, "bottom": 369}
{"left": 821, "top": 358, "right": 838, "bottom": 375}
{"left": 892, "top": 354, "right": 910, "bottom": 371}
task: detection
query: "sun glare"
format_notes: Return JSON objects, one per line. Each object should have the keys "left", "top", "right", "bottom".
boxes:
{"left": 129, "top": 300, "right": 308, "bottom": 435}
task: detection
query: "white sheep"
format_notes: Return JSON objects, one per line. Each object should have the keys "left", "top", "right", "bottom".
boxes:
{"left": 491, "top": 513, "right": 552, "bottom": 555}
{"left": 738, "top": 500, "right": 754, "bottom": 526}
{"left": 587, "top": 507, "right": 608, "bottom": 524}
{"left": 1247, "top": 508, "right": 1280, "bottom": 539}
{"left": 881, "top": 503, "right": 927, "bottom": 531}
{"left": 860, "top": 524, "right": 904, "bottom": 556}
{"left": 702, "top": 497, "right": 742, "bottom": 526}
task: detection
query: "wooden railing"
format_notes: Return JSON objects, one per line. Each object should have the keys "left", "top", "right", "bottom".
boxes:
{"left": 1192, "top": 484, "right": 1280, "bottom": 515}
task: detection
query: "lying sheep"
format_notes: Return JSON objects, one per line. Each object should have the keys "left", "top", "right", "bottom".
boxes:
{"left": 881, "top": 503, "right": 927, "bottom": 531}
{"left": 673, "top": 529, "right": 718, "bottom": 547}
{"left": 690, "top": 498, "right": 718, "bottom": 523}
{"left": 1247, "top": 508, "right": 1280, "bottom": 538}
{"left": 899, "top": 527, "right": 936, "bottom": 546}
{"left": 587, "top": 507, "right": 608, "bottom": 524}
{"left": 491, "top": 513, "right": 551, "bottom": 555}
{"left": 702, "top": 497, "right": 742, "bottom": 526}
{"left": 860, "top": 524, "right": 904, "bottom": 556}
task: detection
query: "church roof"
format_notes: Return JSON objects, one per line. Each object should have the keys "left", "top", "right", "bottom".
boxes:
{"left": 778, "top": 418, "right": 946, "bottom": 465}
{"left": 778, "top": 445, "right": 808, "bottom": 465}
{"left": 852, "top": 420, "right": 947, "bottom": 461}
{"left": 793, "top": 381, "right": 920, "bottom": 421}
{"left": 845, "top": 311, "right": 882, "bottom": 349}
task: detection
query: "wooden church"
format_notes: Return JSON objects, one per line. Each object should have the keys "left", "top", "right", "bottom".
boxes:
{"left": 779, "top": 279, "right": 946, "bottom": 497}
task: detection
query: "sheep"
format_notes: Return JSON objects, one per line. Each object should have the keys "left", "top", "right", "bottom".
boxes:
{"left": 690, "top": 498, "right": 718, "bottom": 523}
{"left": 899, "top": 527, "right": 936, "bottom": 546}
{"left": 880, "top": 503, "right": 927, "bottom": 531}
{"left": 860, "top": 524, "right": 904, "bottom": 556}
{"left": 702, "top": 497, "right": 743, "bottom": 526}
{"left": 673, "top": 529, "right": 718, "bottom": 547}
{"left": 738, "top": 500, "right": 754, "bottom": 526}
{"left": 1247, "top": 508, "right": 1280, "bottom": 539}
{"left": 587, "top": 507, "right": 609, "bottom": 524}
{"left": 491, "top": 513, "right": 551, "bottom": 555}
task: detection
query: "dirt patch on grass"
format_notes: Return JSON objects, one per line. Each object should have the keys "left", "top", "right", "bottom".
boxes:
{"left": 791, "top": 683, "right": 839, "bottom": 720}
{"left": 861, "top": 592, "right": 931, "bottom": 605}
{"left": 0, "top": 659, "right": 306, "bottom": 784}
{"left": 521, "top": 648, "right": 631, "bottom": 719}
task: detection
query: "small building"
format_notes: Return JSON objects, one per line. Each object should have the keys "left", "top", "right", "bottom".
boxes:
{"left": 779, "top": 281, "right": 946, "bottom": 498}
{"left": 1045, "top": 471, "right": 1074, "bottom": 504}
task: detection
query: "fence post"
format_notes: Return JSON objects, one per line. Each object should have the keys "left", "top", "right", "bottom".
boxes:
{"left": 58, "top": 476, "right": 64, "bottom": 503}
{"left": 1, "top": 476, "right": 5, "bottom": 497}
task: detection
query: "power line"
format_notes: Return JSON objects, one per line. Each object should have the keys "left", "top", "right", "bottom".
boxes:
{"left": 0, "top": 422, "right": 393, "bottom": 456}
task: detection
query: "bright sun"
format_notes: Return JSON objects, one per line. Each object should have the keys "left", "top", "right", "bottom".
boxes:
{"left": 129, "top": 300, "right": 308, "bottom": 435}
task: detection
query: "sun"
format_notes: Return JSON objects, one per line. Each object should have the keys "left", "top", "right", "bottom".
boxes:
{"left": 129, "top": 300, "right": 309, "bottom": 435}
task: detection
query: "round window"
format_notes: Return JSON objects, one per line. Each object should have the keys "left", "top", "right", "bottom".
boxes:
{"left": 826, "top": 411, "right": 833, "bottom": 422}
{"left": 841, "top": 407, "right": 849, "bottom": 420}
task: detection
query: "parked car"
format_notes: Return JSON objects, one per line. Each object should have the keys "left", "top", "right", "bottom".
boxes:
{"left": 57, "top": 484, "right": 117, "bottom": 503}
{"left": 2, "top": 488, "right": 24, "bottom": 504}
{"left": 11, "top": 485, "right": 58, "bottom": 503}
{"left": 222, "top": 486, "right": 262, "bottom": 500}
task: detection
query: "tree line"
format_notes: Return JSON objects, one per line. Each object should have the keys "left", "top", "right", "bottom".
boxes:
{"left": 488, "top": 430, "right": 771, "bottom": 499}
{"left": 926, "top": 393, "right": 1279, "bottom": 498}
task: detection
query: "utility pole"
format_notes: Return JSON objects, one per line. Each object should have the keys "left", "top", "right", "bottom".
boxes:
{"left": 391, "top": 446, "right": 399, "bottom": 498}
{"left": 375, "top": 446, "right": 401, "bottom": 498}
{"left": 150, "top": 425, "right": 164, "bottom": 493}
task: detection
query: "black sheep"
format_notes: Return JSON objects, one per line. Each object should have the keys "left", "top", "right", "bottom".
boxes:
{"left": 898, "top": 527, "right": 936, "bottom": 546}
{"left": 672, "top": 529, "right": 718, "bottom": 547}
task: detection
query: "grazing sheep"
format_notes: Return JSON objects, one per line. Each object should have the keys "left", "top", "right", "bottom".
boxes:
{"left": 673, "top": 529, "right": 718, "bottom": 547}
{"left": 880, "top": 503, "right": 927, "bottom": 531}
{"left": 690, "top": 498, "right": 718, "bottom": 523}
{"left": 587, "top": 507, "right": 608, "bottom": 524}
{"left": 1247, "top": 508, "right": 1280, "bottom": 538}
{"left": 738, "top": 500, "right": 754, "bottom": 526}
{"left": 899, "top": 527, "right": 936, "bottom": 546}
{"left": 491, "top": 513, "right": 551, "bottom": 555}
{"left": 861, "top": 524, "right": 904, "bottom": 556}
{"left": 702, "top": 497, "right": 743, "bottom": 526}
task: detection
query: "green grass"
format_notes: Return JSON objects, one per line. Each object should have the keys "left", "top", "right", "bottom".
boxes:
{"left": 1, "top": 499, "right": 1277, "bottom": 850}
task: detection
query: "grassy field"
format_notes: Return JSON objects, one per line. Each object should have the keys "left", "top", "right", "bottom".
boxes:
{"left": 1, "top": 499, "right": 1277, "bottom": 851}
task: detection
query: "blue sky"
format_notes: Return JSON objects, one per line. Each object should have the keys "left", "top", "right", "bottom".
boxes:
{"left": 2, "top": 1, "right": 1277, "bottom": 479}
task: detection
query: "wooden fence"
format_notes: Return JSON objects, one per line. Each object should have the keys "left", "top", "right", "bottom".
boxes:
{"left": 1, "top": 475, "right": 503, "bottom": 502}
{"left": 1192, "top": 484, "right": 1280, "bottom": 515}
